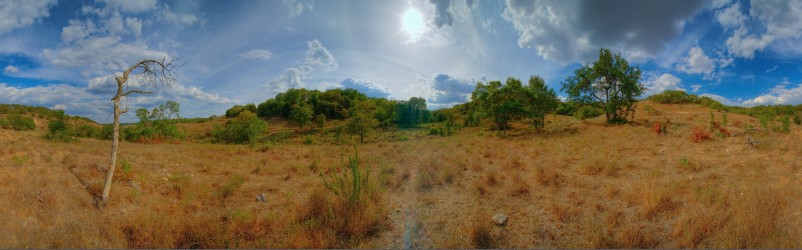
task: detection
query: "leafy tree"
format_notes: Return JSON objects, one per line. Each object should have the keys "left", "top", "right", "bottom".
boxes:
{"left": 648, "top": 90, "right": 699, "bottom": 104}
{"left": 525, "top": 75, "right": 559, "bottom": 129}
{"left": 396, "top": 97, "right": 428, "bottom": 128}
{"left": 45, "top": 110, "right": 73, "bottom": 142}
{"left": 561, "top": 48, "right": 645, "bottom": 124}
{"left": 212, "top": 110, "right": 268, "bottom": 144}
{"left": 347, "top": 102, "right": 379, "bottom": 143}
{"left": 313, "top": 113, "right": 326, "bottom": 131}
{"left": 289, "top": 105, "right": 314, "bottom": 130}
{"left": 225, "top": 105, "right": 244, "bottom": 118}
{"left": 472, "top": 78, "right": 529, "bottom": 131}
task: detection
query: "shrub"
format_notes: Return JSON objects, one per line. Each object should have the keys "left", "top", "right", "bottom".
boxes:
{"left": 690, "top": 126, "right": 712, "bottom": 143}
{"left": 0, "top": 118, "right": 9, "bottom": 129}
{"left": 74, "top": 124, "right": 99, "bottom": 138}
{"left": 7, "top": 114, "right": 35, "bottom": 130}
{"left": 212, "top": 110, "right": 267, "bottom": 144}
{"left": 651, "top": 121, "right": 667, "bottom": 135}
{"left": 575, "top": 105, "right": 604, "bottom": 120}
{"left": 774, "top": 116, "right": 791, "bottom": 134}
{"left": 45, "top": 111, "right": 73, "bottom": 142}
{"left": 299, "top": 149, "right": 386, "bottom": 247}
{"left": 648, "top": 90, "right": 699, "bottom": 104}
{"left": 794, "top": 114, "right": 801, "bottom": 125}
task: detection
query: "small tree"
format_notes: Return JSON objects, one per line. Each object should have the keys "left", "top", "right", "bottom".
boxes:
{"left": 102, "top": 58, "right": 179, "bottom": 204}
{"left": 525, "top": 75, "right": 559, "bottom": 129}
{"left": 289, "top": 105, "right": 313, "bottom": 130}
{"left": 472, "top": 78, "right": 529, "bottom": 131}
{"left": 313, "top": 113, "right": 326, "bottom": 131}
{"left": 45, "top": 110, "right": 73, "bottom": 142}
{"left": 561, "top": 48, "right": 645, "bottom": 124}
{"left": 212, "top": 110, "right": 268, "bottom": 144}
{"left": 347, "top": 110, "right": 378, "bottom": 143}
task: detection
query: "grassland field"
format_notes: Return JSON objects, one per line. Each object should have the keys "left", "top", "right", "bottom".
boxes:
{"left": 1, "top": 100, "right": 801, "bottom": 248}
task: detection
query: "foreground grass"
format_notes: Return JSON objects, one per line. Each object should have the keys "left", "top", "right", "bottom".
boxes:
{"left": 1, "top": 101, "right": 801, "bottom": 248}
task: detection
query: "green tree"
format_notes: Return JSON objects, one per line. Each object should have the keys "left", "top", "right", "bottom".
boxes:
{"left": 212, "top": 110, "right": 268, "bottom": 144}
{"left": 561, "top": 48, "right": 645, "bottom": 124}
{"left": 395, "top": 97, "right": 428, "bottom": 128}
{"left": 7, "top": 114, "right": 35, "bottom": 131}
{"left": 472, "top": 78, "right": 529, "bottom": 131}
{"left": 313, "top": 113, "right": 326, "bottom": 131}
{"left": 289, "top": 105, "right": 314, "bottom": 130}
{"left": 45, "top": 110, "right": 73, "bottom": 142}
{"left": 525, "top": 75, "right": 559, "bottom": 129}
{"left": 347, "top": 104, "right": 379, "bottom": 143}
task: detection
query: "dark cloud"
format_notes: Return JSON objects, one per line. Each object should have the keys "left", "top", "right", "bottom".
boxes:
{"left": 431, "top": 73, "right": 474, "bottom": 104}
{"left": 503, "top": 0, "right": 705, "bottom": 62}
{"left": 338, "top": 78, "right": 391, "bottom": 98}
{"left": 429, "top": 0, "right": 454, "bottom": 28}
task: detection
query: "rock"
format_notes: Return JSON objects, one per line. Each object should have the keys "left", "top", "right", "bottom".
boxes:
{"left": 492, "top": 214, "right": 508, "bottom": 226}
{"left": 746, "top": 136, "right": 758, "bottom": 148}
{"left": 255, "top": 193, "right": 267, "bottom": 202}
{"left": 128, "top": 181, "right": 140, "bottom": 190}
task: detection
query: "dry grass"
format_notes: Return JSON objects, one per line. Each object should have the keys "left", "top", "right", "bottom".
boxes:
{"left": 1, "top": 100, "right": 802, "bottom": 248}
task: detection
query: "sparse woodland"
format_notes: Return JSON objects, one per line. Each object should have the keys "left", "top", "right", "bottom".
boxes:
{"left": 2, "top": 49, "right": 802, "bottom": 248}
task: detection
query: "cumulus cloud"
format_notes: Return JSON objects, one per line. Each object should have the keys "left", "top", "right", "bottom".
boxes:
{"left": 44, "top": 36, "right": 169, "bottom": 69}
{"left": 240, "top": 49, "right": 272, "bottom": 60}
{"left": 742, "top": 80, "right": 802, "bottom": 106}
{"left": 157, "top": 7, "right": 200, "bottom": 26}
{"left": 4, "top": 65, "right": 19, "bottom": 74}
{"left": 265, "top": 66, "right": 313, "bottom": 94}
{"left": 87, "top": 73, "right": 234, "bottom": 104}
{"left": 677, "top": 46, "right": 715, "bottom": 79}
{"left": 690, "top": 84, "right": 702, "bottom": 92}
{"left": 429, "top": 0, "right": 454, "bottom": 28}
{"left": 643, "top": 73, "right": 684, "bottom": 96}
{"left": 304, "top": 39, "right": 338, "bottom": 70}
{"left": 97, "top": 0, "right": 157, "bottom": 13}
{"left": 502, "top": 0, "right": 704, "bottom": 63}
{"left": 0, "top": 82, "right": 103, "bottom": 119}
{"left": 715, "top": 2, "right": 745, "bottom": 30}
{"left": 701, "top": 93, "right": 740, "bottom": 106}
{"left": 724, "top": 1, "right": 802, "bottom": 59}
{"left": 430, "top": 73, "right": 474, "bottom": 105}
{"left": 337, "top": 78, "right": 392, "bottom": 98}
{"left": 0, "top": 0, "right": 56, "bottom": 34}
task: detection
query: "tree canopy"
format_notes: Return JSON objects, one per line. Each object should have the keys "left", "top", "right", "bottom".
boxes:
{"left": 561, "top": 48, "right": 645, "bottom": 124}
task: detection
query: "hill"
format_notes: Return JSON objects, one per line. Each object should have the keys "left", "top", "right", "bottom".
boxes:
{"left": 1, "top": 100, "right": 801, "bottom": 248}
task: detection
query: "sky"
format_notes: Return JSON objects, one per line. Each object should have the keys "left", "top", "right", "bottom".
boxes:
{"left": 2, "top": 0, "right": 802, "bottom": 123}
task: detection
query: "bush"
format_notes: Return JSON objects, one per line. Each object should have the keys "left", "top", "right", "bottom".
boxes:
{"left": 0, "top": 118, "right": 9, "bottom": 129}
{"left": 212, "top": 110, "right": 268, "bottom": 144}
{"left": 301, "top": 149, "right": 386, "bottom": 247}
{"left": 794, "top": 114, "right": 801, "bottom": 125}
{"left": 773, "top": 116, "right": 791, "bottom": 133}
{"left": 575, "top": 105, "right": 604, "bottom": 120}
{"left": 651, "top": 121, "right": 667, "bottom": 135}
{"left": 7, "top": 114, "right": 35, "bottom": 130}
{"left": 648, "top": 90, "right": 699, "bottom": 104}
{"left": 44, "top": 112, "right": 73, "bottom": 142}
{"left": 690, "top": 126, "right": 712, "bottom": 143}
{"left": 74, "top": 124, "right": 100, "bottom": 138}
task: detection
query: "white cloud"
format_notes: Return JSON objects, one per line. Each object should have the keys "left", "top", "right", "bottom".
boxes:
{"left": 0, "top": 82, "right": 99, "bottom": 115}
{"left": 643, "top": 73, "right": 684, "bottom": 96}
{"left": 125, "top": 17, "right": 142, "bottom": 38}
{"left": 240, "top": 49, "right": 272, "bottom": 60}
{"left": 501, "top": 0, "right": 704, "bottom": 63}
{"left": 701, "top": 93, "right": 740, "bottom": 106}
{"left": 0, "top": 0, "right": 56, "bottom": 34}
{"left": 61, "top": 19, "right": 98, "bottom": 43}
{"left": 677, "top": 46, "right": 715, "bottom": 79}
{"left": 690, "top": 84, "right": 702, "bottom": 92}
{"left": 264, "top": 66, "right": 313, "bottom": 95}
{"left": 715, "top": 2, "right": 745, "bottom": 30}
{"left": 4, "top": 65, "right": 19, "bottom": 74}
{"left": 304, "top": 39, "right": 338, "bottom": 70}
{"left": 97, "top": 0, "right": 157, "bottom": 13}
{"left": 766, "top": 65, "right": 778, "bottom": 73}
{"left": 43, "top": 36, "right": 169, "bottom": 69}
{"left": 723, "top": 1, "right": 802, "bottom": 59}
{"left": 742, "top": 80, "right": 802, "bottom": 106}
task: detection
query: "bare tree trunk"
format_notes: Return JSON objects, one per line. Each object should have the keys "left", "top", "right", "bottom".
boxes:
{"left": 101, "top": 79, "right": 124, "bottom": 203}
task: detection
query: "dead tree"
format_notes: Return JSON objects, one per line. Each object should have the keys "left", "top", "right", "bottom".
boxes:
{"left": 101, "top": 58, "right": 179, "bottom": 204}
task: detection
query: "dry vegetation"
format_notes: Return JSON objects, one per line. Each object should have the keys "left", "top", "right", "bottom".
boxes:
{"left": 1, "top": 101, "right": 801, "bottom": 248}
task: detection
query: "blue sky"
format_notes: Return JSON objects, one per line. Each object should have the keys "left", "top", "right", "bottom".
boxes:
{"left": 1, "top": 0, "right": 802, "bottom": 123}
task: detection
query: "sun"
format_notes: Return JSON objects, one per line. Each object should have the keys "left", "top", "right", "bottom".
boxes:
{"left": 401, "top": 8, "right": 425, "bottom": 39}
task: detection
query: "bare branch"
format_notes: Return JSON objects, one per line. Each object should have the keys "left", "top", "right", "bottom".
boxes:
{"left": 122, "top": 90, "right": 154, "bottom": 97}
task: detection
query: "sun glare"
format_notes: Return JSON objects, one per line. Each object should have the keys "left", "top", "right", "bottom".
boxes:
{"left": 402, "top": 8, "right": 425, "bottom": 39}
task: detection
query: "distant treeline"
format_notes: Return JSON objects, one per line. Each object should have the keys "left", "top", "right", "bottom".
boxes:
{"left": 225, "top": 88, "right": 432, "bottom": 129}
